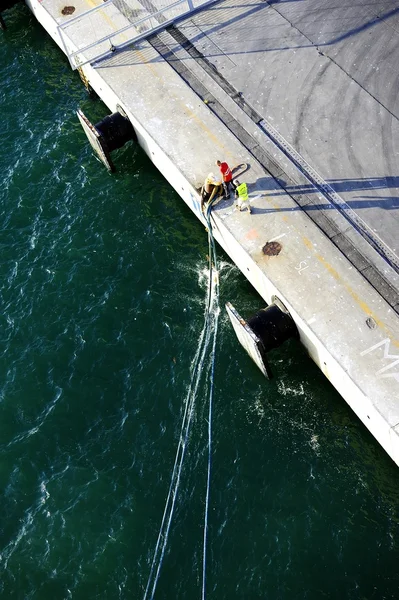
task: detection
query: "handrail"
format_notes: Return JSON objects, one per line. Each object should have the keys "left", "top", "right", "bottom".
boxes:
{"left": 66, "top": 0, "right": 187, "bottom": 61}
{"left": 58, "top": 0, "right": 218, "bottom": 70}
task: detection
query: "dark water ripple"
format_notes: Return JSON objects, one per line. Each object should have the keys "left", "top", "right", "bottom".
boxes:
{"left": 1, "top": 4, "right": 399, "bottom": 600}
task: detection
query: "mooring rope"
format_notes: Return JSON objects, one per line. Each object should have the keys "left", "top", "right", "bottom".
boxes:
{"left": 201, "top": 200, "right": 220, "bottom": 600}
{"left": 201, "top": 316, "right": 218, "bottom": 600}
{"left": 143, "top": 320, "right": 210, "bottom": 600}
{"left": 143, "top": 198, "right": 219, "bottom": 600}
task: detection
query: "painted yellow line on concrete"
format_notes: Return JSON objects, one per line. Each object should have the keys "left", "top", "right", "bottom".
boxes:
{"left": 301, "top": 236, "right": 399, "bottom": 348}
{"left": 130, "top": 48, "right": 234, "bottom": 157}
{"left": 266, "top": 194, "right": 399, "bottom": 347}
{"left": 183, "top": 106, "right": 231, "bottom": 152}
{"left": 84, "top": 0, "right": 130, "bottom": 42}
{"left": 76, "top": 7, "right": 395, "bottom": 339}
{"left": 78, "top": 2, "right": 233, "bottom": 158}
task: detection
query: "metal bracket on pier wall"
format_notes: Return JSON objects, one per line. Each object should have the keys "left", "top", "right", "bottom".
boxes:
{"left": 226, "top": 298, "right": 298, "bottom": 379}
{"left": 77, "top": 67, "right": 96, "bottom": 97}
{"left": 77, "top": 108, "right": 136, "bottom": 172}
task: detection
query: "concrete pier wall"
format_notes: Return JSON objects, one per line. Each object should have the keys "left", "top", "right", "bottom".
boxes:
{"left": 22, "top": 0, "right": 399, "bottom": 465}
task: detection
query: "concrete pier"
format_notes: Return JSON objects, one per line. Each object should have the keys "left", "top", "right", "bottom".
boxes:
{"left": 21, "top": 0, "right": 399, "bottom": 464}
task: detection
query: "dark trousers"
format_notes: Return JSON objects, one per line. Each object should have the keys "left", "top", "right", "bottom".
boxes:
{"left": 223, "top": 180, "right": 236, "bottom": 198}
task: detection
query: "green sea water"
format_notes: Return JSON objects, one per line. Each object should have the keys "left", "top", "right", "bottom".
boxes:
{"left": 1, "top": 5, "right": 399, "bottom": 599}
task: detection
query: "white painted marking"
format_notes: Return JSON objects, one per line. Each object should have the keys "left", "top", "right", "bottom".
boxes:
{"left": 307, "top": 317, "right": 316, "bottom": 325}
{"left": 269, "top": 233, "right": 287, "bottom": 243}
{"left": 221, "top": 210, "right": 235, "bottom": 218}
{"left": 360, "top": 338, "right": 399, "bottom": 383}
{"left": 295, "top": 260, "right": 309, "bottom": 275}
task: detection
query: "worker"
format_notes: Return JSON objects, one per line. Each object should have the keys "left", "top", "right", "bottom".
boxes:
{"left": 234, "top": 179, "right": 251, "bottom": 213}
{"left": 216, "top": 160, "right": 237, "bottom": 199}
{"left": 200, "top": 172, "right": 223, "bottom": 210}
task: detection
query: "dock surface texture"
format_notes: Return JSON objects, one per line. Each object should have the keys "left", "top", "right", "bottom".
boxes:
{"left": 28, "top": 0, "right": 399, "bottom": 463}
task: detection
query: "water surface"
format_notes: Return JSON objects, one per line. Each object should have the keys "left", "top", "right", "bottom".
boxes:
{"left": 1, "top": 6, "right": 399, "bottom": 599}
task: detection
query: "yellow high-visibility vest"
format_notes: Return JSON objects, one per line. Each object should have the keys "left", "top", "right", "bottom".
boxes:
{"left": 236, "top": 182, "right": 248, "bottom": 201}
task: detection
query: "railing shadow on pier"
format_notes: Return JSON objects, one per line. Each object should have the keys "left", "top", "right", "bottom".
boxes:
{"left": 95, "top": 0, "right": 399, "bottom": 94}
{"left": 95, "top": 0, "right": 267, "bottom": 69}
{"left": 249, "top": 175, "right": 399, "bottom": 215}
{"left": 173, "top": 3, "right": 399, "bottom": 58}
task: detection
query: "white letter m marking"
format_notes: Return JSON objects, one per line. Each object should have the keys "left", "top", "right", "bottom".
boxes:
{"left": 361, "top": 338, "right": 399, "bottom": 383}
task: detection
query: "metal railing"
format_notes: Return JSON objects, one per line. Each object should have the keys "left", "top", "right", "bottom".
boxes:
{"left": 58, "top": 0, "right": 218, "bottom": 70}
